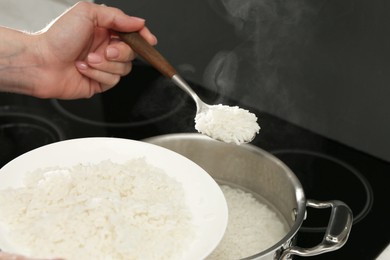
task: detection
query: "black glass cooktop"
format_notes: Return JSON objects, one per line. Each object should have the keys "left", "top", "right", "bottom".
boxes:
{"left": 0, "top": 61, "right": 389, "bottom": 259}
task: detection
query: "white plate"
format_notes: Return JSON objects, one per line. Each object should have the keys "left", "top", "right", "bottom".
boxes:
{"left": 0, "top": 137, "right": 228, "bottom": 260}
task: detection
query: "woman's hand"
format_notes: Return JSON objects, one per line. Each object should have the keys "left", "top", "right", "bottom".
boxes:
{"left": 0, "top": 2, "right": 157, "bottom": 99}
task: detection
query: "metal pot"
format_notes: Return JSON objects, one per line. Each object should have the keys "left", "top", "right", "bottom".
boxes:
{"left": 144, "top": 133, "right": 353, "bottom": 260}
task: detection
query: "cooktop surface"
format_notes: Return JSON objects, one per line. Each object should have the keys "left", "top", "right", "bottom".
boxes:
{"left": 0, "top": 62, "right": 389, "bottom": 259}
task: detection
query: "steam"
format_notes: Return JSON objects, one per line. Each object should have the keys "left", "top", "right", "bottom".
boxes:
{"left": 203, "top": 51, "right": 239, "bottom": 99}
{"left": 204, "top": 0, "right": 318, "bottom": 121}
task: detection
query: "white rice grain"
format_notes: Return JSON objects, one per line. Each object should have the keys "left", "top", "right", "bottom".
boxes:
{"left": 194, "top": 104, "right": 260, "bottom": 145}
{"left": 207, "top": 185, "right": 287, "bottom": 260}
{"left": 0, "top": 158, "right": 194, "bottom": 260}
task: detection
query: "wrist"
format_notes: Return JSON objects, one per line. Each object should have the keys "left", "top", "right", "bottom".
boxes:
{"left": 0, "top": 27, "right": 42, "bottom": 96}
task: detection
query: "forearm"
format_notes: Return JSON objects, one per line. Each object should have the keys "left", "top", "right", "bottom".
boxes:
{"left": 0, "top": 26, "right": 41, "bottom": 95}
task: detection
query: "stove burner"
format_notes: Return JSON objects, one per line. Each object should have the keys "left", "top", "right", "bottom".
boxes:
{"left": 0, "top": 110, "right": 65, "bottom": 167}
{"left": 51, "top": 64, "right": 190, "bottom": 127}
{"left": 271, "top": 149, "right": 373, "bottom": 233}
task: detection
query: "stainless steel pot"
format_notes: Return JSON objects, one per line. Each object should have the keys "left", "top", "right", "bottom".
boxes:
{"left": 144, "top": 133, "right": 353, "bottom": 260}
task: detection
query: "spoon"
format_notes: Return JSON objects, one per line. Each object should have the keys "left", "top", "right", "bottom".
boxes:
{"left": 118, "top": 32, "right": 259, "bottom": 144}
{"left": 118, "top": 32, "right": 206, "bottom": 113}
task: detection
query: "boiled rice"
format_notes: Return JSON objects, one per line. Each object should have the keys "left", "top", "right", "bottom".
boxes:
{"left": 207, "top": 185, "right": 287, "bottom": 259}
{"left": 0, "top": 158, "right": 194, "bottom": 260}
{"left": 194, "top": 104, "right": 260, "bottom": 145}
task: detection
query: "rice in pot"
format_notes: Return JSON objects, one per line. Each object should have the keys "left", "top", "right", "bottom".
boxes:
{"left": 208, "top": 185, "right": 288, "bottom": 260}
{"left": 0, "top": 158, "right": 195, "bottom": 260}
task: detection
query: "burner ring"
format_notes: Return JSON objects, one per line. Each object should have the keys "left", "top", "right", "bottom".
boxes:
{"left": 271, "top": 149, "right": 373, "bottom": 233}
{"left": 0, "top": 109, "right": 65, "bottom": 167}
{"left": 49, "top": 65, "right": 192, "bottom": 128}
{"left": 50, "top": 96, "right": 188, "bottom": 128}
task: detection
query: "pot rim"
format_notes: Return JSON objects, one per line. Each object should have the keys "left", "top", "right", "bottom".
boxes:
{"left": 144, "top": 133, "right": 308, "bottom": 258}
{"left": 238, "top": 141, "right": 307, "bottom": 259}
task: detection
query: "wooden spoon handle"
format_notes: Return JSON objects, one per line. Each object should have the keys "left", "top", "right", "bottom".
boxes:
{"left": 118, "top": 32, "right": 177, "bottom": 78}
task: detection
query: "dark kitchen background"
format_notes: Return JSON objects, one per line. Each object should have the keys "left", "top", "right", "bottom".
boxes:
{"left": 97, "top": 0, "right": 390, "bottom": 163}
{"left": 1, "top": 0, "right": 390, "bottom": 259}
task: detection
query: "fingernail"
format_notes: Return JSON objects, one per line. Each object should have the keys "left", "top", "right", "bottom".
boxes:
{"left": 75, "top": 61, "right": 88, "bottom": 70}
{"left": 87, "top": 53, "right": 103, "bottom": 64}
{"left": 106, "top": 47, "right": 120, "bottom": 59}
{"left": 152, "top": 35, "right": 158, "bottom": 45}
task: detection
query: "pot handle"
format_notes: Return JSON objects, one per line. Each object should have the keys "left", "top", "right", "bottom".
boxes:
{"left": 280, "top": 199, "right": 353, "bottom": 259}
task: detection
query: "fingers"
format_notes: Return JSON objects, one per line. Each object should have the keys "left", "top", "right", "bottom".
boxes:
{"left": 75, "top": 38, "right": 134, "bottom": 91}
{"left": 105, "top": 40, "right": 136, "bottom": 62}
{"left": 82, "top": 1, "right": 158, "bottom": 43}
{"left": 75, "top": 60, "right": 123, "bottom": 93}
{"left": 0, "top": 251, "right": 63, "bottom": 260}
{"left": 73, "top": 2, "right": 146, "bottom": 32}
{"left": 139, "top": 27, "right": 158, "bottom": 46}
{"left": 75, "top": 2, "right": 158, "bottom": 44}
{"left": 86, "top": 46, "right": 133, "bottom": 76}
{"left": 70, "top": 2, "right": 159, "bottom": 95}
{"left": 89, "top": 52, "right": 132, "bottom": 76}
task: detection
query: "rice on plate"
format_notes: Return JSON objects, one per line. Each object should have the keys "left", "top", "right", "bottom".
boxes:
{"left": 0, "top": 137, "right": 228, "bottom": 260}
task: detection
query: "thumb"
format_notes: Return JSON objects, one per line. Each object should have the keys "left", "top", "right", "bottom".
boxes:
{"left": 88, "top": 2, "right": 145, "bottom": 32}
